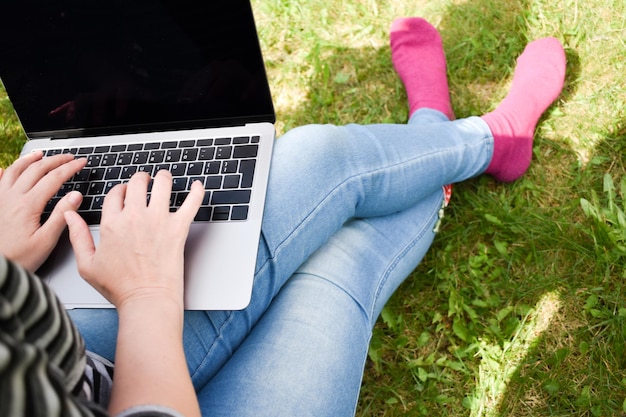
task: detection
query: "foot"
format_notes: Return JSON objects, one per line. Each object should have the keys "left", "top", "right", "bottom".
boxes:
{"left": 482, "top": 37, "right": 566, "bottom": 182}
{"left": 390, "top": 17, "right": 454, "bottom": 120}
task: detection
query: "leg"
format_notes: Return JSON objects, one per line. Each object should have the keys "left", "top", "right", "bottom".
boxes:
{"left": 196, "top": 190, "right": 445, "bottom": 416}
{"left": 71, "top": 115, "right": 493, "bottom": 374}
{"left": 390, "top": 18, "right": 455, "bottom": 120}
{"left": 482, "top": 38, "right": 566, "bottom": 182}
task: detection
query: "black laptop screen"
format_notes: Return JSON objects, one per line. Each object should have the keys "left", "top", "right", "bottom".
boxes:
{"left": 0, "top": 0, "right": 275, "bottom": 138}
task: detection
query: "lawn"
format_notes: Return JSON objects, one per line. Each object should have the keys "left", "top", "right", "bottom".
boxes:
{"left": 2, "top": 0, "right": 626, "bottom": 415}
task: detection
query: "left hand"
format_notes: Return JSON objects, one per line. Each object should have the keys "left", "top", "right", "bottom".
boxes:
{"left": 0, "top": 151, "right": 86, "bottom": 272}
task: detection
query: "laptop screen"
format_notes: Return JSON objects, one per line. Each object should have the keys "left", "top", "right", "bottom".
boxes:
{"left": 0, "top": 0, "right": 275, "bottom": 138}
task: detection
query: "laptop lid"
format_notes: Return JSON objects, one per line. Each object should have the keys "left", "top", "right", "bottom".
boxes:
{"left": 0, "top": 0, "right": 275, "bottom": 140}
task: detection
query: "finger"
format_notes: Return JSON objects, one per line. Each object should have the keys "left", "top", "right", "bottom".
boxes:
{"left": 64, "top": 210, "right": 96, "bottom": 275}
{"left": 102, "top": 182, "right": 127, "bottom": 215}
{"left": 16, "top": 153, "right": 77, "bottom": 191}
{"left": 0, "top": 151, "right": 44, "bottom": 187}
{"left": 39, "top": 191, "right": 83, "bottom": 240}
{"left": 29, "top": 157, "right": 87, "bottom": 210}
{"left": 175, "top": 180, "right": 204, "bottom": 223}
{"left": 149, "top": 169, "right": 173, "bottom": 211}
{"left": 123, "top": 171, "right": 151, "bottom": 208}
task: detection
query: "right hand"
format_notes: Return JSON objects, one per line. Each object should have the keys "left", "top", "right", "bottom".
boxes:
{"left": 64, "top": 170, "right": 204, "bottom": 309}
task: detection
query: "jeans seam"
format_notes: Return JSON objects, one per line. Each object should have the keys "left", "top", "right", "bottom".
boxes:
{"left": 368, "top": 189, "right": 444, "bottom": 326}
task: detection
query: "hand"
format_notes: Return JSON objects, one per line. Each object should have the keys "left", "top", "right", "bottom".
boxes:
{"left": 0, "top": 151, "right": 86, "bottom": 272}
{"left": 64, "top": 170, "right": 204, "bottom": 309}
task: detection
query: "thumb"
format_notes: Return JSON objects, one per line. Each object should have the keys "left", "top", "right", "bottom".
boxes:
{"left": 64, "top": 209, "right": 96, "bottom": 272}
{"left": 41, "top": 191, "right": 83, "bottom": 238}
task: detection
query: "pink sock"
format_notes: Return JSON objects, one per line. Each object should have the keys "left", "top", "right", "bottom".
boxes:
{"left": 390, "top": 17, "right": 454, "bottom": 120}
{"left": 482, "top": 37, "right": 566, "bottom": 182}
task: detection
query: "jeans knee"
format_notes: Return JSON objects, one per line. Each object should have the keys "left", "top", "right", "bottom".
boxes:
{"left": 274, "top": 124, "right": 354, "bottom": 170}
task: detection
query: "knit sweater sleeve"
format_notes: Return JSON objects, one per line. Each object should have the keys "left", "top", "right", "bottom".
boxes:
{"left": 0, "top": 256, "right": 185, "bottom": 417}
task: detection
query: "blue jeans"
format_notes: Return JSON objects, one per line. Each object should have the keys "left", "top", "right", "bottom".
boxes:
{"left": 69, "top": 109, "right": 493, "bottom": 416}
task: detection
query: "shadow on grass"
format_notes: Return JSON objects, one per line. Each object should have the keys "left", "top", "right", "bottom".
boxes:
{"left": 497, "top": 120, "right": 626, "bottom": 416}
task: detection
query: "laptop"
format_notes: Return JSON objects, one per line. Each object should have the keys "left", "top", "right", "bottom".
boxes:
{"left": 0, "top": 0, "right": 276, "bottom": 310}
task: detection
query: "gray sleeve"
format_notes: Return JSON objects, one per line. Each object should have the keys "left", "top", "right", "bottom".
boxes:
{"left": 114, "top": 405, "right": 188, "bottom": 417}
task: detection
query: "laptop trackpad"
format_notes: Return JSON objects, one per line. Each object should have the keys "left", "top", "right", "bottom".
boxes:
{"left": 38, "top": 230, "right": 113, "bottom": 308}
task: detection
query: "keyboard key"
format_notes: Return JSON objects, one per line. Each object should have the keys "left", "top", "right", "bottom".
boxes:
{"left": 194, "top": 207, "right": 212, "bottom": 222}
{"left": 133, "top": 152, "right": 149, "bottom": 164}
{"left": 121, "top": 166, "right": 138, "bottom": 179}
{"left": 216, "top": 146, "right": 232, "bottom": 159}
{"left": 88, "top": 182, "right": 106, "bottom": 195}
{"left": 155, "top": 164, "right": 170, "bottom": 173}
{"left": 162, "top": 141, "right": 178, "bottom": 149}
{"left": 74, "top": 169, "right": 90, "bottom": 182}
{"left": 233, "top": 145, "right": 258, "bottom": 158}
{"left": 166, "top": 149, "right": 182, "bottom": 162}
{"left": 89, "top": 168, "right": 106, "bottom": 181}
{"left": 105, "top": 167, "right": 121, "bottom": 180}
{"left": 117, "top": 152, "right": 133, "bottom": 165}
{"left": 239, "top": 160, "right": 256, "bottom": 188}
{"left": 189, "top": 177, "right": 205, "bottom": 189}
{"left": 187, "top": 162, "right": 204, "bottom": 175}
{"left": 94, "top": 146, "right": 110, "bottom": 153}
{"left": 81, "top": 211, "right": 102, "bottom": 225}
{"left": 211, "top": 190, "right": 251, "bottom": 205}
{"left": 180, "top": 140, "right": 196, "bottom": 147}
{"left": 73, "top": 182, "right": 89, "bottom": 195}
{"left": 79, "top": 196, "right": 93, "bottom": 211}
{"left": 223, "top": 175, "right": 241, "bottom": 189}
{"left": 149, "top": 150, "right": 165, "bottom": 163}
{"left": 138, "top": 165, "right": 154, "bottom": 175}
{"left": 86, "top": 155, "right": 102, "bottom": 167}
{"left": 212, "top": 206, "right": 230, "bottom": 221}
{"left": 215, "top": 137, "right": 232, "bottom": 145}
{"left": 172, "top": 177, "right": 188, "bottom": 191}
{"left": 204, "top": 161, "right": 221, "bottom": 175}
{"left": 175, "top": 192, "right": 189, "bottom": 207}
{"left": 92, "top": 196, "right": 105, "bottom": 210}
{"left": 199, "top": 147, "right": 215, "bottom": 160}
{"left": 206, "top": 176, "right": 223, "bottom": 189}
{"left": 101, "top": 154, "right": 117, "bottom": 166}
{"left": 170, "top": 163, "right": 187, "bottom": 176}
{"left": 181, "top": 148, "right": 198, "bottom": 161}
{"left": 231, "top": 205, "right": 249, "bottom": 220}
{"left": 78, "top": 147, "right": 94, "bottom": 155}
{"left": 105, "top": 181, "right": 122, "bottom": 193}
{"left": 221, "top": 160, "right": 238, "bottom": 174}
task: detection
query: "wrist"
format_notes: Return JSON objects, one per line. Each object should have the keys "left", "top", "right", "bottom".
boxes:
{"left": 116, "top": 291, "right": 185, "bottom": 330}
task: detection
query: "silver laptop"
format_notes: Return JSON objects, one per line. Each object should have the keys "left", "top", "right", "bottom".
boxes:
{"left": 0, "top": 1, "right": 276, "bottom": 310}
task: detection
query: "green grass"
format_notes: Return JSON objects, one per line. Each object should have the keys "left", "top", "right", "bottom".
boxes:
{"left": 2, "top": 0, "right": 626, "bottom": 415}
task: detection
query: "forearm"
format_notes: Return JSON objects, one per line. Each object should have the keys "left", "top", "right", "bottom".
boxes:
{"left": 109, "top": 295, "right": 200, "bottom": 417}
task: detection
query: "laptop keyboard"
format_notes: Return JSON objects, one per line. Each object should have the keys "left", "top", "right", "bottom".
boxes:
{"left": 40, "top": 136, "right": 259, "bottom": 225}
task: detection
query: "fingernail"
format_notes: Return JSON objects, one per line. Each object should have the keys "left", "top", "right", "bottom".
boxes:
{"left": 67, "top": 191, "right": 83, "bottom": 207}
